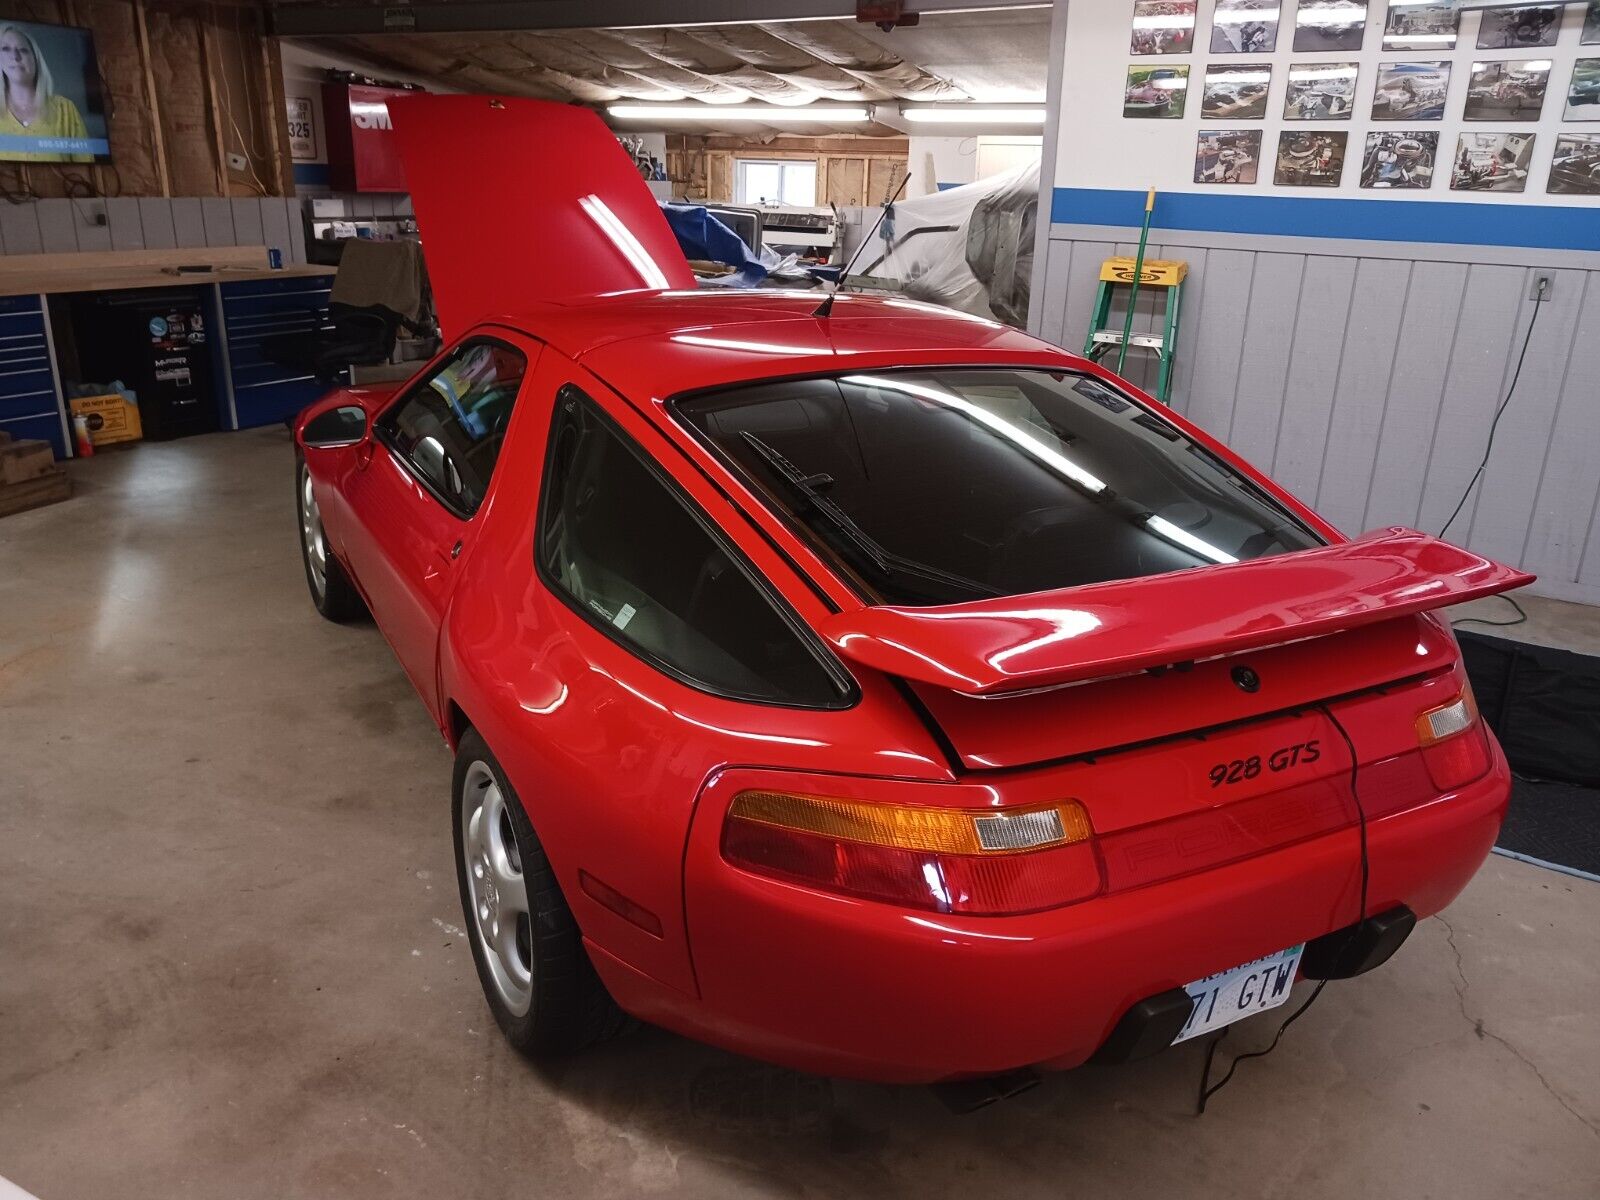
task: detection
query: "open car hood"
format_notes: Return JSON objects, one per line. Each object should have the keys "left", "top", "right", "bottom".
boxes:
{"left": 817, "top": 528, "right": 1533, "bottom": 697}
{"left": 387, "top": 94, "right": 694, "bottom": 333}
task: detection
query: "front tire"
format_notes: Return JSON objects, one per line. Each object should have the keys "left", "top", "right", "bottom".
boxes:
{"left": 296, "top": 458, "right": 364, "bottom": 622}
{"left": 452, "top": 728, "right": 629, "bottom": 1056}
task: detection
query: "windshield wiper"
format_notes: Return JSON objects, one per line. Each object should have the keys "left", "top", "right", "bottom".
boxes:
{"left": 739, "top": 432, "right": 997, "bottom": 603}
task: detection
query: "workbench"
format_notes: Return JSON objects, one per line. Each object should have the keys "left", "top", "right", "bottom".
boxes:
{"left": 0, "top": 247, "right": 338, "bottom": 458}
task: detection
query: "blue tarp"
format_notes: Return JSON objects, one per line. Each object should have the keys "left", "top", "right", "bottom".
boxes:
{"left": 660, "top": 203, "right": 768, "bottom": 286}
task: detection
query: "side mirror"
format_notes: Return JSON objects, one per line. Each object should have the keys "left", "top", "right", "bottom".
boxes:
{"left": 302, "top": 405, "right": 368, "bottom": 448}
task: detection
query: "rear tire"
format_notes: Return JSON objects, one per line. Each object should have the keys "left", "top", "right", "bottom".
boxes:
{"left": 296, "top": 458, "right": 365, "bottom": 622}
{"left": 452, "top": 728, "right": 630, "bottom": 1056}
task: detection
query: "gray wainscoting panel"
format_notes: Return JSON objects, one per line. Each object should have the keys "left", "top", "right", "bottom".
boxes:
{"left": 0, "top": 197, "right": 313, "bottom": 266}
{"left": 1227, "top": 253, "right": 1304, "bottom": 468}
{"left": 1271, "top": 255, "right": 1358, "bottom": 500}
{"left": 171, "top": 199, "right": 207, "bottom": 249}
{"left": 1039, "top": 227, "right": 1600, "bottom": 605}
{"left": 1359, "top": 260, "right": 1467, "bottom": 535}
{"left": 1528, "top": 277, "right": 1600, "bottom": 588}
{"left": 35, "top": 200, "right": 77, "bottom": 254}
{"left": 1311, "top": 257, "right": 1410, "bottom": 535}
{"left": 137, "top": 198, "right": 178, "bottom": 249}
{"left": 106, "top": 198, "right": 144, "bottom": 251}
{"left": 230, "top": 199, "right": 265, "bottom": 249}
{"left": 199, "top": 198, "right": 236, "bottom": 247}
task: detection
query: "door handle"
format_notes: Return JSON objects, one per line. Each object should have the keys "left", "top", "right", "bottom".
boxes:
{"left": 450, "top": 540, "right": 463, "bottom": 560}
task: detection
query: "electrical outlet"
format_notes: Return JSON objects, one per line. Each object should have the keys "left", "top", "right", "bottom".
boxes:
{"left": 226, "top": 152, "right": 248, "bottom": 172}
{"left": 1530, "top": 272, "right": 1554, "bottom": 301}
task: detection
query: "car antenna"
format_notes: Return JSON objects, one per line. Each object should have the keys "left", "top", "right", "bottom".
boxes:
{"left": 814, "top": 169, "right": 911, "bottom": 319}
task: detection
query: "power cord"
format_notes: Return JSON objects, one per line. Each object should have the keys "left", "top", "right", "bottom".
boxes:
{"left": 1451, "top": 593, "right": 1528, "bottom": 630}
{"left": 1438, "top": 283, "right": 1548, "bottom": 543}
{"left": 1197, "top": 702, "right": 1369, "bottom": 1114}
{"left": 1437, "top": 280, "right": 1545, "bottom": 630}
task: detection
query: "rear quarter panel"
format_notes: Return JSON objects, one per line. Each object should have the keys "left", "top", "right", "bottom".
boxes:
{"left": 437, "top": 347, "right": 950, "bottom": 998}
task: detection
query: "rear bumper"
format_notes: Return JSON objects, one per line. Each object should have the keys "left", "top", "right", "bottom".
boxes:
{"left": 591, "top": 750, "right": 1509, "bottom": 1084}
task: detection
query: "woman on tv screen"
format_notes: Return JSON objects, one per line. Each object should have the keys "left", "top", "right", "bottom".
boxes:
{"left": 0, "top": 22, "right": 91, "bottom": 163}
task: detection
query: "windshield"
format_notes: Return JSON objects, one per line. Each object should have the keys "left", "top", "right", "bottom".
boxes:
{"left": 674, "top": 368, "right": 1320, "bottom": 606}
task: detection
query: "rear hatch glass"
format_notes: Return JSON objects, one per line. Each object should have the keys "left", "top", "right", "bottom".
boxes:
{"left": 674, "top": 368, "right": 1320, "bottom": 606}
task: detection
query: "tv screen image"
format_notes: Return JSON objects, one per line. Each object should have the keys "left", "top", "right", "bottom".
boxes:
{"left": 0, "top": 19, "right": 110, "bottom": 163}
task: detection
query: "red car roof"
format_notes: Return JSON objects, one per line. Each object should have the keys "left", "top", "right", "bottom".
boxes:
{"left": 490, "top": 290, "right": 1086, "bottom": 402}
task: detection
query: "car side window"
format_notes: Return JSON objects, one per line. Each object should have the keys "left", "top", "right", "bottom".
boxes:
{"left": 376, "top": 340, "right": 528, "bottom": 515}
{"left": 537, "top": 385, "right": 851, "bottom": 709}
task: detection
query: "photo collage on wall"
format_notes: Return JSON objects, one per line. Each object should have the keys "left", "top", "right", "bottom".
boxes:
{"left": 1124, "top": 0, "right": 1600, "bottom": 195}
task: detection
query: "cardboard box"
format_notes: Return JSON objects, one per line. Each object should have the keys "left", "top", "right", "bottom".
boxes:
{"left": 0, "top": 438, "right": 55, "bottom": 485}
{"left": 70, "top": 392, "right": 142, "bottom": 447}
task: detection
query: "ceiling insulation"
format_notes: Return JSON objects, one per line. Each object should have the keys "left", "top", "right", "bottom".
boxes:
{"left": 299, "top": 10, "right": 1047, "bottom": 134}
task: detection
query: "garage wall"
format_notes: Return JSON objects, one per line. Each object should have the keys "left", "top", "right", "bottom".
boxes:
{"left": 666, "top": 134, "right": 908, "bottom": 205}
{"left": 1034, "top": 2, "right": 1600, "bottom": 606}
{"left": 0, "top": 195, "right": 306, "bottom": 260}
{"left": 0, "top": 0, "right": 290, "bottom": 198}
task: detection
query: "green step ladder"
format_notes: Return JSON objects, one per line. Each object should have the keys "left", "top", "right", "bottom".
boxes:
{"left": 1082, "top": 256, "right": 1187, "bottom": 404}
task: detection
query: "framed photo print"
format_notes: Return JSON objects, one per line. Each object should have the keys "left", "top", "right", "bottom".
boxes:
{"left": 1476, "top": 5, "right": 1561, "bottom": 51}
{"left": 1194, "top": 129, "right": 1262, "bottom": 183}
{"left": 1284, "top": 62, "right": 1359, "bottom": 119}
{"left": 1381, "top": 3, "right": 1458, "bottom": 53}
{"left": 1211, "top": 0, "right": 1281, "bottom": 54}
{"left": 1202, "top": 62, "right": 1272, "bottom": 119}
{"left": 1274, "top": 130, "right": 1349, "bottom": 185}
{"left": 1293, "top": 0, "right": 1368, "bottom": 53}
{"left": 1372, "top": 61, "right": 1451, "bottom": 120}
{"left": 1464, "top": 60, "right": 1550, "bottom": 121}
{"left": 1130, "top": 1, "right": 1197, "bottom": 55}
{"left": 1549, "top": 133, "right": 1600, "bottom": 194}
{"left": 1450, "top": 131, "right": 1534, "bottom": 192}
{"left": 1124, "top": 64, "right": 1191, "bottom": 117}
{"left": 1360, "top": 129, "right": 1438, "bottom": 187}
{"left": 1566, "top": 59, "right": 1600, "bottom": 121}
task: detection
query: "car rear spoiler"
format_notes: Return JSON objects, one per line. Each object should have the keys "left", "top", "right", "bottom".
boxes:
{"left": 815, "top": 528, "right": 1534, "bottom": 697}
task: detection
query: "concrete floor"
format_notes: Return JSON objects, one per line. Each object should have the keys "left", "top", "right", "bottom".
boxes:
{"left": 1448, "top": 591, "right": 1600, "bottom": 657}
{"left": 2, "top": 428, "right": 1598, "bottom": 1200}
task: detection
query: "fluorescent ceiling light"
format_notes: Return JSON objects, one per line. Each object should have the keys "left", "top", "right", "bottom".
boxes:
{"left": 607, "top": 103, "right": 869, "bottom": 123}
{"left": 900, "top": 105, "right": 1046, "bottom": 125}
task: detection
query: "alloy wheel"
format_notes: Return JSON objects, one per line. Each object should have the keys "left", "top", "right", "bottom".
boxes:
{"left": 460, "top": 761, "right": 533, "bottom": 1015}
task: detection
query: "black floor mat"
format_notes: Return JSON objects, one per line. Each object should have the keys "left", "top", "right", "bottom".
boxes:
{"left": 1497, "top": 777, "right": 1600, "bottom": 877}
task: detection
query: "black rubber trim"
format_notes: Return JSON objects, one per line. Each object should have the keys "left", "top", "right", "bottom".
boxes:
{"left": 1089, "top": 988, "right": 1197, "bottom": 1064}
{"left": 1300, "top": 905, "right": 1416, "bottom": 980}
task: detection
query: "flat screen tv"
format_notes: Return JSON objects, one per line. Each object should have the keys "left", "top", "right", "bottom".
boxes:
{"left": 0, "top": 19, "right": 110, "bottom": 163}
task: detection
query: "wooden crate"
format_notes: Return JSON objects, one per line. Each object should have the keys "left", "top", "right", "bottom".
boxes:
{"left": 1, "top": 438, "right": 57, "bottom": 486}
{"left": 0, "top": 466, "right": 71, "bottom": 518}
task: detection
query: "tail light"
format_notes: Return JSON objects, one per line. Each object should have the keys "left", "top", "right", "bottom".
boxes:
{"left": 721, "top": 790, "right": 1101, "bottom": 916}
{"left": 1415, "top": 689, "right": 1491, "bottom": 792}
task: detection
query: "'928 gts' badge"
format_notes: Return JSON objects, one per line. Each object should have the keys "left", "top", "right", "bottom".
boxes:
{"left": 1208, "top": 740, "right": 1321, "bottom": 787}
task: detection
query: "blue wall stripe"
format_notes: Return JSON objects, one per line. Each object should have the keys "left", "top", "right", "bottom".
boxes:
{"left": 1052, "top": 187, "right": 1600, "bottom": 253}
{"left": 293, "top": 162, "right": 331, "bottom": 186}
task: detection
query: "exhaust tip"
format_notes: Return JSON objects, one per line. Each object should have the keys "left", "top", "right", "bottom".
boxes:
{"left": 930, "top": 1067, "right": 1041, "bottom": 1114}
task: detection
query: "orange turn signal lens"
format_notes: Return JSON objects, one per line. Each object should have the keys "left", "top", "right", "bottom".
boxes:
{"left": 722, "top": 791, "right": 1101, "bottom": 915}
{"left": 727, "top": 791, "right": 1091, "bottom": 856}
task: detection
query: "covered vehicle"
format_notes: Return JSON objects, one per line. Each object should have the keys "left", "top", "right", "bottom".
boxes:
{"left": 293, "top": 96, "right": 1530, "bottom": 1084}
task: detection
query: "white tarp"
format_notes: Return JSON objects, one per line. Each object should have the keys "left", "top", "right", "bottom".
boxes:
{"left": 851, "top": 160, "right": 1039, "bottom": 328}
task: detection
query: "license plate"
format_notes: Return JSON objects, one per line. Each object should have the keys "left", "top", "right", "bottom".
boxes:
{"left": 1171, "top": 943, "right": 1304, "bottom": 1045}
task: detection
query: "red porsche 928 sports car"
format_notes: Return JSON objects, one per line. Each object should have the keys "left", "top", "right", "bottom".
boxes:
{"left": 294, "top": 97, "right": 1531, "bottom": 1085}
